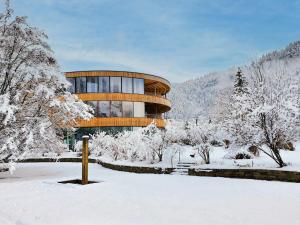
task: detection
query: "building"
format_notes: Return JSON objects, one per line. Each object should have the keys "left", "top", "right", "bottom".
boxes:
{"left": 65, "top": 70, "right": 171, "bottom": 143}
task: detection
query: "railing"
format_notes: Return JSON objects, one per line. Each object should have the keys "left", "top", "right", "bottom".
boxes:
{"left": 145, "top": 92, "right": 167, "bottom": 99}
{"left": 145, "top": 113, "right": 163, "bottom": 119}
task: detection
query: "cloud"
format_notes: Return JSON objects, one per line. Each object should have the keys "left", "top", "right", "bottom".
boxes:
{"left": 12, "top": 0, "right": 298, "bottom": 83}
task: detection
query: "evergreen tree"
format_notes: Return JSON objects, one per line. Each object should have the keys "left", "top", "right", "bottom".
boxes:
{"left": 234, "top": 68, "right": 248, "bottom": 95}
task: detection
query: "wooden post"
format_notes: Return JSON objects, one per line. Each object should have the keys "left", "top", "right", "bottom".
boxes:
{"left": 82, "top": 135, "right": 89, "bottom": 185}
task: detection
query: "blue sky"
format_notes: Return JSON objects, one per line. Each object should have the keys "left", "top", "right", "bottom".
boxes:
{"left": 11, "top": 0, "right": 300, "bottom": 82}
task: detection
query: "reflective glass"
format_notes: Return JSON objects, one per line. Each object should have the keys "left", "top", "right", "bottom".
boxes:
{"left": 75, "top": 77, "right": 86, "bottom": 93}
{"left": 98, "top": 101, "right": 110, "bottom": 117}
{"left": 110, "top": 77, "right": 121, "bottom": 93}
{"left": 134, "top": 102, "right": 145, "bottom": 117}
{"left": 87, "top": 77, "right": 98, "bottom": 93}
{"left": 99, "top": 77, "right": 109, "bottom": 93}
{"left": 122, "top": 101, "right": 133, "bottom": 117}
{"left": 111, "top": 101, "right": 122, "bottom": 117}
{"left": 122, "top": 77, "right": 133, "bottom": 93}
{"left": 133, "top": 78, "right": 144, "bottom": 94}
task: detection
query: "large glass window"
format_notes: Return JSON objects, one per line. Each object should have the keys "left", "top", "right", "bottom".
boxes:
{"left": 122, "top": 101, "right": 133, "bottom": 117}
{"left": 87, "top": 77, "right": 98, "bottom": 93}
{"left": 66, "top": 78, "right": 75, "bottom": 94}
{"left": 75, "top": 77, "right": 86, "bottom": 93}
{"left": 110, "top": 77, "right": 121, "bottom": 93}
{"left": 133, "top": 78, "right": 144, "bottom": 94}
{"left": 99, "top": 77, "right": 109, "bottom": 93}
{"left": 86, "top": 101, "right": 97, "bottom": 116}
{"left": 122, "top": 77, "right": 133, "bottom": 93}
{"left": 134, "top": 102, "right": 145, "bottom": 117}
{"left": 111, "top": 101, "right": 122, "bottom": 117}
{"left": 98, "top": 101, "right": 110, "bottom": 117}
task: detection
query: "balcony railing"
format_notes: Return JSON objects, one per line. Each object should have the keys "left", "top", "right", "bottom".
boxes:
{"left": 145, "top": 92, "right": 167, "bottom": 99}
{"left": 145, "top": 113, "right": 163, "bottom": 119}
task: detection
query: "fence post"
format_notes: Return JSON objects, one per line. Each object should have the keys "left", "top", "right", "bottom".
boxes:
{"left": 82, "top": 135, "right": 89, "bottom": 185}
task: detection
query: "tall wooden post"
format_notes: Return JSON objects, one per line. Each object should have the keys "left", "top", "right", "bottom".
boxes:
{"left": 82, "top": 135, "right": 89, "bottom": 185}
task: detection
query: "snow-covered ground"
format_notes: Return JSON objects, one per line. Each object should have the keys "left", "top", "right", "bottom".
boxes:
{"left": 96, "top": 142, "right": 300, "bottom": 171}
{"left": 1, "top": 163, "right": 300, "bottom": 225}
{"left": 22, "top": 142, "right": 300, "bottom": 171}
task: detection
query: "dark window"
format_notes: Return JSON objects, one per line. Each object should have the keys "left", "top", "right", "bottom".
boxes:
{"left": 111, "top": 101, "right": 122, "bottom": 117}
{"left": 133, "top": 78, "right": 144, "bottom": 94}
{"left": 66, "top": 78, "right": 75, "bottom": 93}
{"left": 122, "top": 101, "right": 133, "bottom": 117}
{"left": 86, "top": 101, "right": 97, "bottom": 116}
{"left": 75, "top": 77, "right": 86, "bottom": 93}
{"left": 110, "top": 77, "right": 121, "bottom": 93}
{"left": 87, "top": 77, "right": 98, "bottom": 93}
{"left": 98, "top": 101, "right": 110, "bottom": 117}
{"left": 122, "top": 77, "right": 133, "bottom": 93}
{"left": 99, "top": 77, "right": 109, "bottom": 93}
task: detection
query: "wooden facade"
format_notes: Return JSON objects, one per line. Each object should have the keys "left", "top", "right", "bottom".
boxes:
{"left": 76, "top": 93, "right": 171, "bottom": 112}
{"left": 65, "top": 70, "right": 171, "bottom": 129}
{"left": 77, "top": 118, "right": 166, "bottom": 128}
{"left": 66, "top": 70, "right": 171, "bottom": 95}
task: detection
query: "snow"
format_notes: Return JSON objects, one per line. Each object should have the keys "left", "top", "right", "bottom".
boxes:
{"left": 166, "top": 142, "right": 300, "bottom": 171}
{"left": 1, "top": 163, "right": 300, "bottom": 225}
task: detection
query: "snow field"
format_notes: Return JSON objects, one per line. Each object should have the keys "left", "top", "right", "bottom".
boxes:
{"left": 1, "top": 163, "right": 300, "bottom": 225}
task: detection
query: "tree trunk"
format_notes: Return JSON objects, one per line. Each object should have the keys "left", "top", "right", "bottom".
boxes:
{"left": 271, "top": 146, "right": 286, "bottom": 168}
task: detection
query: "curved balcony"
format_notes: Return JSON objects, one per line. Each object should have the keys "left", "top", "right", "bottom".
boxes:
{"left": 76, "top": 117, "right": 166, "bottom": 128}
{"left": 66, "top": 70, "right": 171, "bottom": 95}
{"left": 76, "top": 93, "right": 171, "bottom": 113}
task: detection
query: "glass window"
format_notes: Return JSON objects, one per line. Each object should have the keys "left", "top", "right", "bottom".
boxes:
{"left": 133, "top": 78, "right": 144, "bottom": 94}
{"left": 122, "top": 77, "right": 133, "bottom": 93}
{"left": 86, "top": 101, "right": 97, "bottom": 116}
{"left": 122, "top": 101, "right": 133, "bottom": 117}
{"left": 110, "top": 77, "right": 121, "bottom": 93}
{"left": 98, "top": 101, "right": 110, "bottom": 117}
{"left": 111, "top": 101, "right": 122, "bottom": 117}
{"left": 66, "top": 78, "right": 75, "bottom": 93}
{"left": 99, "top": 77, "right": 109, "bottom": 93}
{"left": 134, "top": 102, "right": 145, "bottom": 117}
{"left": 75, "top": 77, "right": 86, "bottom": 93}
{"left": 87, "top": 77, "right": 98, "bottom": 93}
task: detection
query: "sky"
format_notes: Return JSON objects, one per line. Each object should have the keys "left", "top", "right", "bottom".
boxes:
{"left": 10, "top": 0, "right": 300, "bottom": 82}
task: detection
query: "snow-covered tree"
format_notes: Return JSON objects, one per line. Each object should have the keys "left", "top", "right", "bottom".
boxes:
{"left": 0, "top": 1, "right": 92, "bottom": 162}
{"left": 187, "top": 120, "right": 217, "bottom": 164}
{"left": 243, "top": 60, "right": 300, "bottom": 167}
{"left": 216, "top": 59, "right": 299, "bottom": 167}
{"left": 234, "top": 68, "right": 248, "bottom": 95}
{"left": 220, "top": 68, "right": 252, "bottom": 147}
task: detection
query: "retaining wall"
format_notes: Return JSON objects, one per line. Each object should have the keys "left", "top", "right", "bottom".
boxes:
{"left": 19, "top": 158, "right": 173, "bottom": 174}
{"left": 17, "top": 158, "right": 300, "bottom": 182}
{"left": 98, "top": 161, "right": 173, "bottom": 174}
{"left": 189, "top": 168, "right": 300, "bottom": 183}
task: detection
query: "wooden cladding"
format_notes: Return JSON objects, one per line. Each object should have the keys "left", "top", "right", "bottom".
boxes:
{"left": 76, "top": 93, "right": 171, "bottom": 112}
{"left": 76, "top": 117, "right": 166, "bottom": 128}
{"left": 65, "top": 71, "right": 171, "bottom": 94}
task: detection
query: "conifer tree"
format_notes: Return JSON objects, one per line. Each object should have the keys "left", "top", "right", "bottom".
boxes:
{"left": 234, "top": 68, "right": 248, "bottom": 95}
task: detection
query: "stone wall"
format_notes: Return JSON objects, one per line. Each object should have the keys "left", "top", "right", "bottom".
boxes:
{"left": 20, "top": 158, "right": 97, "bottom": 163}
{"left": 189, "top": 168, "right": 300, "bottom": 183}
{"left": 19, "top": 158, "right": 173, "bottom": 174}
{"left": 98, "top": 161, "right": 174, "bottom": 174}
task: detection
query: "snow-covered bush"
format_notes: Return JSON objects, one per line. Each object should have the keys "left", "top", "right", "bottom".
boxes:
{"left": 90, "top": 122, "right": 187, "bottom": 164}
{"left": 194, "top": 143, "right": 211, "bottom": 164}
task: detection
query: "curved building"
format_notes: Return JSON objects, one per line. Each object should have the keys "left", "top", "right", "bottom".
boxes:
{"left": 65, "top": 70, "right": 171, "bottom": 139}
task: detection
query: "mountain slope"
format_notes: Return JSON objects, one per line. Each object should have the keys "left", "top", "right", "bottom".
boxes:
{"left": 168, "top": 41, "right": 300, "bottom": 120}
